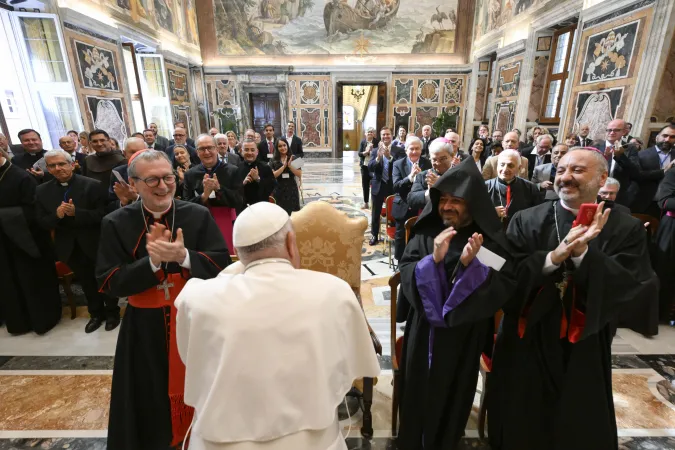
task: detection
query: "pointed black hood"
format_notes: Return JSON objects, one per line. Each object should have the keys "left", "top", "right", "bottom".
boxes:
{"left": 414, "top": 157, "right": 509, "bottom": 253}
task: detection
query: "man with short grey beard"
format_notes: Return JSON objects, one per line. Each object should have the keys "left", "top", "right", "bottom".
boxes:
{"left": 488, "top": 148, "right": 657, "bottom": 450}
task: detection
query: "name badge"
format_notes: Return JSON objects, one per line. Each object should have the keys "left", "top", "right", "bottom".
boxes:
{"left": 209, "top": 190, "right": 216, "bottom": 199}
{"left": 282, "top": 173, "right": 290, "bottom": 179}
{"left": 267, "top": 154, "right": 273, "bottom": 159}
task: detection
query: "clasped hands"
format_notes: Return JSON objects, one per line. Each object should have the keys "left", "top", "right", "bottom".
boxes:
{"left": 146, "top": 223, "right": 187, "bottom": 267}
{"left": 433, "top": 227, "right": 484, "bottom": 267}
{"left": 243, "top": 167, "right": 260, "bottom": 185}
{"left": 549, "top": 202, "right": 611, "bottom": 266}
{"left": 56, "top": 199, "right": 75, "bottom": 218}
{"left": 202, "top": 173, "right": 221, "bottom": 195}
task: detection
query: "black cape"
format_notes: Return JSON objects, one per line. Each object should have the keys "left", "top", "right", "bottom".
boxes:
{"left": 655, "top": 169, "right": 675, "bottom": 321}
{"left": 488, "top": 202, "right": 656, "bottom": 450}
{"left": 96, "top": 200, "right": 231, "bottom": 450}
{"left": 485, "top": 176, "right": 542, "bottom": 227}
{"left": 397, "top": 158, "right": 515, "bottom": 449}
{"left": 0, "top": 160, "right": 61, "bottom": 334}
{"left": 235, "top": 160, "right": 276, "bottom": 212}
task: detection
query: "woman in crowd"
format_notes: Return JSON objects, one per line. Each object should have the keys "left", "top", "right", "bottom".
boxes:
{"left": 564, "top": 133, "right": 578, "bottom": 147}
{"left": 393, "top": 126, "right": 407, "bottom": 147}
{"left": 269, "top": 139, "right": 301, "bottom": 215}
{"left": 173, "top": 145, "right": 192, "bottom": 199}
{"left": 78, "top": 131, "right": 90, "bottom": 154}
{"left": 110, "top": 138, "right": 121, "bottom": 152}
{"left": 470, "top": 137, "right": 487, "bottom": 172}
{"left": 226, "top": 131, "right": 240, "bottom": 154}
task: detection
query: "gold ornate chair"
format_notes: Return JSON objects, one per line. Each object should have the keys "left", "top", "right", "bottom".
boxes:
{"left": 291, "top": 200, "right": 382, "bottom": 438}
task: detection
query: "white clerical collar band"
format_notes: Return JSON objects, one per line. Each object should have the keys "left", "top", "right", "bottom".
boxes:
{"left": 244, "top": 258, "right": 292, "bottom": 272}
{"left": 144, "top": 203, "right": 172, "bottom": 219}
{"left": 558, "top": 199, "right": 594, "bottom": 216}
{"left": 60, "top": 182, "right": 69, "bottom": 186}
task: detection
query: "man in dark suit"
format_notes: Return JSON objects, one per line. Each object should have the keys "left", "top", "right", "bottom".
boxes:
{"left": 392, "top": 136, "right": 431, "bottom": 260}
{"left": 58, "top": 135, "right": 86, "bottom": 170}
{"left": 487, "top": 129, "right": 503, "bottom": 157}
{"left": 420, "top": 125, "right": 434, "bottom": 157}
{"left": 358, "top": 127, "right": 379, "bottom": 208}
{"left": 166, "top": 127, "right": 199, "bottom": 164}
{"left": 12, "top": 129, "right": 47, "bottom": 179}
{"left": 574, "top": 124, "right": 592, "bottom": 148}
{"left": 531, "top": 144, "right": 568, "bottom": 200}
{"left": 598, "top": 177, "right": 632, "bottom": 215}
{"left": 525, "top": 134, "right": 553, "bottom": 180}
{"left": 107, "top": 137, "right": 147, "bottom": 211}
{"left": 407, "top": 139, "right": 455, "bottom": 212}
{"left": 169, "top": 121, "right": 195, "bottom": 148}
{"left": 280, "top": 121, "right": 304, "bottom": 158}
{"left": 368, "top": 126, "right": 405, "bottom": 245}
{"left": 35, "top": 149, "right": 120, "bottom": 333}
{"left": 592, "top": 118, "right": 641, "bottom": 209}
{"left": 238, "top": 138, "right": 277, "bottom": 212}
{"left": 215, "top": 133, "right": 243, "bottom": 166}
{"left": 143, "top": 129, "right": 166, "bottom": 152}
{"left": 621, "top": 122, "right": 634, "bottom": 145}
{"left": 257, "top": 123, "right": 278, "bottom": 163}
{"left": 149, "top": 122, "right": 170, "bottom": 149}
{"left": 635, "top": 123, "right": 675, "bottom": 217}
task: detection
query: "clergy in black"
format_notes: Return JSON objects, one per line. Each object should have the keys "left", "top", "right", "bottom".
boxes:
{"left": 397, "top": 157, "right": 515, "bottom": 449}
{"left": 82, "top": 130, "right": 126, "bottom": 198}
{"left": 35, "top": 150, "right": 119, "bottom": 333}
{"left": 11, "top": 129, "right": 49, "bottom": 183}
{"left": 237, "top": 139, "right": 276, "bottom": 212}
{"left": 488, "top": 148, "right": 656, "bottom": 450}
{"left": 96, "top": 150, "right": 230, "bottom": 450}
{"left": 0, "top": 153, "right": 61, "bottom": 335}
{"left": 485, "top": 149, "right": 542, "bottom": 227}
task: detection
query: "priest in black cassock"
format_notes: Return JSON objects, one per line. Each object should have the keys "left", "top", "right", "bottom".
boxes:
{"left": 96, "top": 150, "right": 231, "bottom": 450}
{"left": 655, "top": 168, "right": 675, "bottom": 323}
{"left": 184, "top": 134, "right": 243, "bottom": 252}
{"left": 488, "top": 148, "right": 656, "bottom": 450}
{"left": 397, "top": 157, "right": 515, "bottom": 449}
{"left": 485, "top": 149, "right": 542, "bottom": 227}
{"left": 35, "top": 150, "right": 120, "bottom": 333}
{"left": 82, "top": 130, "right": 125, "bottom": 198}
{"left": 0, "top": 150, "right": 61, "bottom": 335}
{"left": 236, "top": 138, "right": 276, "bottom": 212}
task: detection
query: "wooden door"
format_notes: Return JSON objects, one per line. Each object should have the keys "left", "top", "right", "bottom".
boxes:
{"left": 250, "top": 93, "right": 281, "bottom": 135}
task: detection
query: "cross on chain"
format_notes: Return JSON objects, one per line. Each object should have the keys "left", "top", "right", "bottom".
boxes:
{"left": 157, "top": 278, "right": 174, "bottom": 300}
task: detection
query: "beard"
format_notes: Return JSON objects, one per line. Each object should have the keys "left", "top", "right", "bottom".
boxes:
{"left": 657, "top": 141, "right": 673, "bottom": 152}
{"left": 554, "top": 177, "right": 599, "bottom": 203}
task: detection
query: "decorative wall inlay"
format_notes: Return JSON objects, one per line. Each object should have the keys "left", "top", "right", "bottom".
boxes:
{"left": 172, "top": 105, "right": 192, "bottom": 135}
{"left": 205, "top": 75, "right": 239, "bottom": 132}
{"left": 415, "top": 106, "right": 438, "bottom": 133}
{"left": 393, "top": 106, "right": 412, "bottom": 132}
{"left": 474, "top": 74, "right": 488, "bottom": 121}
{"left": 528, "top": 55, "right": 549, "bottom": 122}
{"left": 537, "top": 36, "right": 552, "bottom": 52}
{"left": 395, "top": 79, "right": 413, "bottom": 104}
{"left": 288, "top": 80, "right": 298, "bottom": 105}
{"left": 85, "top": 96, "right": 128, "bottom": 144}
{"left": 496, "top": 61, "right": 521, "bottom": 97}
{"left": 215, "top": 79, "right": 237, "bottom": 106}
{"left": 322, "top": 80, "right": 330, "bottom": 105}
{"left": 168, "top": 69, "right": 189, "bottom": 102}
{"left": 74, "top": 41, "right": 119, "bottom": 92}
{"left": 300, "top": 108, "right": 321, "bottom": 147}
{"left": 443, "top": 78, "right": 462, "bottom": 104}
{"left": 581, "top": 20, "right": 639, "bottom": 85}
{"left": 300, "top": 81, "right": 321, "bottom": 105}
{"left": 416, "top": 79, "right": 440, "bottom": 103}
{"left": 190, "top": 66, "right": 209, "bottom": 133}
{"left": 493, "top": 100, "right": 516, "bottom": 133}
{"left": 573, "top": 88, "right": 625, "bottom": 141}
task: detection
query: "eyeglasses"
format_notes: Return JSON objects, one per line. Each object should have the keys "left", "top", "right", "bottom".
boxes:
{"left": 132, "top": 175, "right": 176, "bottom": 187}
{"left": 606, "top": 128, "right": 623, "bottom": 133}
{"left": 173, "top": 134, "right": 186, "bottom": 137}
{"left": 197, "top": 145, "right": 217, "bottom": 153}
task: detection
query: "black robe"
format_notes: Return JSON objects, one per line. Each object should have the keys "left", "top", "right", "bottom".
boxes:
{"left": 96, "top": 200, "right": 231, "bottom": 450}
{"left": 488, "top": 202, "right": 656, "bottom": 450}
{"left": 655, "top": 169, "right": 675, "bottom": 321}
{"left": 235, "top": 160, "right": 276, "bottom": 212}
{"left": 485, "top": 176, "right": 542, "bottom": 227}
{"left": 398, "top": 158, "right": 516, "bottom": 450}
{"left": 0, "top": 160, "right": 61, "bottom": 334}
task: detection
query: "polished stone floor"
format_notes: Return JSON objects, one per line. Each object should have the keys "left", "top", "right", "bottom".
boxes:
{"left": 1, "top": 152, "right": 675, "bottom": 449}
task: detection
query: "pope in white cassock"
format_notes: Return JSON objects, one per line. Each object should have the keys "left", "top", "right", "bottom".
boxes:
{"left": 176, "top": 202, "right": 381, "bottom": 450}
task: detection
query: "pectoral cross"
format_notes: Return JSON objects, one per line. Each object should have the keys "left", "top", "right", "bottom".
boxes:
{"left": 157, "top": 278, "right": 174, "bottom": 300}
{"left": 555, "top": 272, "right": 569, "bottom": 300}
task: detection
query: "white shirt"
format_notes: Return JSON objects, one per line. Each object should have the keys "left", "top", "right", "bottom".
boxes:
{"left": 530, "top": 147, "right": 551, "bottom": 167}
{"left": 176, "top": 260, "right": 380, "bottom": 449}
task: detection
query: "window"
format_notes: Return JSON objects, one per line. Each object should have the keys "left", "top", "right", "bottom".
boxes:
{"left": 136, "top": 53, "right": 172, "bottom": 138}
{"left": 4, "top": 90, "right": 18, "bottom": 116}
{"left": 540, "top": 24, "right": 577, "bottom": 123}
{"left": 122, "top": 43, "right": 146, "bottom": 133}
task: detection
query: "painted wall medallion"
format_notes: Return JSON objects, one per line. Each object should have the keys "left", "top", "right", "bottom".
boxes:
{"left": 74, "top": 41, "right": 119, "bottom": 92}
{"left": 581, "top": 20, "right": 639, "bottom": 85}
{"left": 574, "top": 88, "right": 624, "bottom": 141}
{"left": 168, "top": 69, "right": 189, "bottom": 102}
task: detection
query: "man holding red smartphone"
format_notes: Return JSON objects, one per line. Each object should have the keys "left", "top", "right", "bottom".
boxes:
{"left": 488, "top": 148, "right": 657, "bottom": 450}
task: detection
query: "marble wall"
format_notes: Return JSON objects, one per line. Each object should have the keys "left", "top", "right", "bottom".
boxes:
{"left": 204, "top": 75, "right": 240, "bottom": 134}
{"left": 288, "top": 76, "right": 332, "bottom": 151}
{"left": 490, "top": 54, "right": 524, "bottom": 133}
{"left": 63, "top": 24, "right": 131, "bottom": 144}
{"left": 165, "top": 60, "right": 193, "bottom": 135}
{"left": 390, "top": 74, "right": 468, "bottom": 138}
{"left": 564, "top": 3, "right": 655, "bottom": 141}
{"left": 649, "top": 29, "right": 675, "bottom": 124}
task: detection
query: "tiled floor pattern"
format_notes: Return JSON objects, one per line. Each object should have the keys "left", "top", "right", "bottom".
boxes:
{"left": 2, "top": 154, "right": 675, "bottom": 448}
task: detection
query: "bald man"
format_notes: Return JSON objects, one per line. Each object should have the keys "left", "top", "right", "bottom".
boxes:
{"left": 482, "top": 132, "right": 529, "bottom": 180}
{"left": 591, "top": 118, "right": 641, "bottom": 208}
{"left": 444, "top": 132, "right": 468, "bottom": 160}
{"left": 108, "top": 137, "right": 147, "bottom": 211}
{"left": 59, "top": 135, "right": 87, "bottom": 169}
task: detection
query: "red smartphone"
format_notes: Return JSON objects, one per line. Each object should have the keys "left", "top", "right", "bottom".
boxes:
{"left": 573, "top": 203, "right": 598, "bottom": 227}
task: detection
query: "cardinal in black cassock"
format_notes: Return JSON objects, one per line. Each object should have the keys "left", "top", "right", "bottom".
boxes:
{"left": 655, "top": 169, "right": 675, "bottom": 322}
{"left": 96, "top": 150, "right": 231, "bottom": 450}
{"left": 487, "top": 148, "right": 656, "bottom": 450}
{"left": 397, "top": 157, "right": 515, "bottom": 449}
{"left": 0, "top": 156, "right": 61, "bottom": 334}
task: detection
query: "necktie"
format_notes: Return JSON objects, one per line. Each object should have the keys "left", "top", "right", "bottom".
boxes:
{"left": 382, "top": 148, "right": 390, "bottom": 183}
{"left": 606, "top": 145, "right": 614, "bottom": 163}
{"left": 506, "top": 184, "right": 511, "bottom": 207}
{"left": 550, "top": 165, "right": 556, "bottom": 182}
{"left": 268, "top": 141, "right": 274, "bottom": 154}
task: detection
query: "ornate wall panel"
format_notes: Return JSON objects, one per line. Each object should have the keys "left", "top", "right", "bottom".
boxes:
{"left": 288, "top": 75, "right": 331, "bottom": 150}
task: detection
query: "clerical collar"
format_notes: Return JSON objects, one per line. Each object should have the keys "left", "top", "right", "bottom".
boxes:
{"left": 498, "top": 176, "right": 516, "bottom": 185}
{"left": 244, "top": 258, "right": 292, "bottom": 272}
{"left": 144, "top": 203, "right": 172, "bottom": 219}
{"left": 558, "top": 199, "right": 581, "bottom": 215}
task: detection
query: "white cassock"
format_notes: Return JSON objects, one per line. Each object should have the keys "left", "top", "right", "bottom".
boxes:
{"left": 176, "top": 258, "right": 381, "bottom": 450}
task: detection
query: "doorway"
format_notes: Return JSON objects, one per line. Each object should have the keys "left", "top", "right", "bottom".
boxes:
{"left": 250, "top": 93, "right": 281, "bottom": 136}
{"left": 336, "top": 82, "right": 386, "bottom": 158}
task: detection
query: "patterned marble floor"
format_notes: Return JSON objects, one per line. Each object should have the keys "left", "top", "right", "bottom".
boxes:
{"left": 2, "top": 152, "right": 675, "bottom": 448}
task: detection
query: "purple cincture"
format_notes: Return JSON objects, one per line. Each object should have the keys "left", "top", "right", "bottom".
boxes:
{"left": 415, "top": 254, "right": 490, "bottom": 368}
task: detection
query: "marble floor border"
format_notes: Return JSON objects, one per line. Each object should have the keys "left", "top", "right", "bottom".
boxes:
{"left": 0, "top": 430, "right": 107, "bottom": 438}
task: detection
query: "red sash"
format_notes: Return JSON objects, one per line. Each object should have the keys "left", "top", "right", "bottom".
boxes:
{"left": 128, "top": 272, "right": 193, "bottom": 447}
{"left": 208, "top": 206, "right": 236, "bottom": 254}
